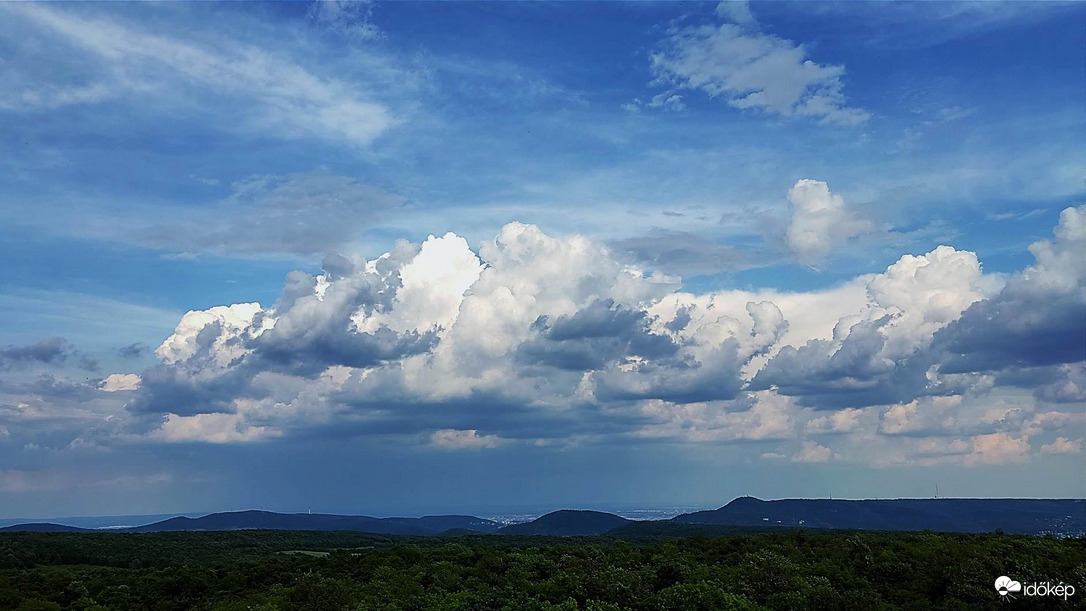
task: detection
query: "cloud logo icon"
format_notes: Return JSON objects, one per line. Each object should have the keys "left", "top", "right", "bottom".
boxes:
{"left": 995, "top": 576, "right": 1022, "bottom": 598}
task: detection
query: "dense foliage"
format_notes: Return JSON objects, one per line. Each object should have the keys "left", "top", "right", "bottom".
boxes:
{"left": 1, "top": 529, "right": 1083, "bottom": 610}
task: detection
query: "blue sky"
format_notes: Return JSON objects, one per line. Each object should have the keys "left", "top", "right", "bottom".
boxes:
{"left": 0, "top": 1, "right": 1083, "bottom": 518}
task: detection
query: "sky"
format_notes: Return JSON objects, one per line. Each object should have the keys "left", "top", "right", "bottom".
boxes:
{"left": 0, "top": 1, "right": 1084, "bottom": 519}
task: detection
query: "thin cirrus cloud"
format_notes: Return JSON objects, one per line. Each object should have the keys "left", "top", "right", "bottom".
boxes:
{"left": 307, "top": 0, "right": 383, "bottom": 40}
{"left": 0, "top": 3, "right": 398, "bottom": 148}
{"left": 0, "top": 171, "right": 406, "bottom": 261}
{"left": 137, "top": 173, "right": 406, "bottom": 258}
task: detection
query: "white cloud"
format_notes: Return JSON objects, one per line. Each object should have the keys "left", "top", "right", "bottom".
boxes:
{"left": 751, "top": 241, "right": 996, "bottom": 407}
{"left": 624, "top": 93, "right": 687, "bottom": 113}
{"left": 967, "top": 432, "right": 1030, "bottom": 465}
{"left": 866, "top": 244, "right": 995, "bottom": 355}
{"left": 430, "top": 429, "right": 502, "bottom": 450}
{"left": 156, "top": 303, "right": 264, "bottom": 366}
{"left": 153, "top": 412, "right": 278, "bottom": 444}
{"left": 1036, "top": 364, "right": 1086, "bottom": 403}
{"left": 67, "top": 210, "right": 1075, "bottom": 465}
{"left": 901, "top": 431, "right": 1032, "bottom": 466}
{"left": 933, "top": 205, "right": 1086, "bottom": 373}
{"left": 793, "top": 440, "right": 833, "bottom": 463}
{"left": 650, "top": 16, "right": 868, "bottom": 124}
{"left": 129, "top": 221, "right": 974, "bottom": 444}
{"left": 0, "top": 83, "right": 112, "bottom": 112}
{"left": 631, "top": 391, "right": 797, "bottom": 443}
{"left": 1023, "top": 411, "right": 1078, "bottom": 436}
{"left": 785, "top": 179, "right": 875, "bottom": 262}
{"left": 308, "top": 0, "right": 382, "bottom": 40}
{"left": 879, "top": 395, "right": 963, "bottom": 435}
{"left": 1, "top": 4, "right": 396, "bottom": 147}
{"left": 352, "top": 233, "right": 484, "bottom": 335}
{"left": 805, "top": 408, "right": 865, "bottom": 434}
{"left": 716, "top": 1, "right": 757, "bottom": 28}
{"left": 1041, "top": 437, "right": 1083, "bottom": 455}
{"left": 99, "top": 373, "right": 141, "bottom": 392}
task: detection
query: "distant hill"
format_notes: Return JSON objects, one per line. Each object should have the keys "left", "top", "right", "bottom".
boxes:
{"left": 4, "top": 498, "right": 1082, "bottom": 537}
{"left": 125, "top": 510, "right": 499, "bottom": 535}
{"left": 126, "top": 510, "right": 412, "bottom": 534}
{"left": 498, "top": 510, "right": 630, "bottom": 536}
{"left": 0, "top": 523, "right": 94, "bottom": 533}
{"left": 0, "top": 513, "right": 191, "bottom": 530}
{"left": 384, "top": 515, "right": 502, "bottom": 534}
{"left": 673, "top": 497, "right": 1086, "bottom": 536}
{"left": 0, "top": 511, "right": 499, "bottom": 536}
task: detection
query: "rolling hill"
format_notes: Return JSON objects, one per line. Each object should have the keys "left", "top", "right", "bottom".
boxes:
{"left": 125, "top": 510, "right": 500, "bottom": 535}
{"left": 498, "top": 510, "right": 631, "bottom": 536}
{"left": 672, "top": 496, "right": 1086, "bottom": 535}
{"left": 0, "top": 523, "right": 94, "bottom": 533}
{"left": 3, "top": 498, "right": 1082, "bottom": 536}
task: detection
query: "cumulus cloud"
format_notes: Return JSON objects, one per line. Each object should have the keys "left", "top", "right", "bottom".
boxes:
{"left": 751, "top": 242, "right": 994, "bottom": 407}
{"left": 0, "top": 337, "right": 72, "bottom": 369}
{"left": 879, "top": 396, "right": 960, "bottom": 436}
{"left": 127, "top": 223, "right": 776, "bottom": 443}
{"left": 1022, "top": 411, "right": 1082, "bottom": 437}
{"left": 649, "top": 10, "right": 868, "bottom": 124}
{"left": 1041, "top": 437, "right": 1083, "bottom": 455}
{"left": 1033, "top": 364, "right": 1086, "bottom": 403}
{"left": 100, "top": 373, "right": 140, "bottom": 393}
{"left": 968, "top": 433, "right": 1031, "bottom": 465}
{"left": 622, "top": 92, "right": 687, "bottom": 113}
{"left": 430, "top": 429, "right": 502, "bottom": 450}
{"left": 805, "top": 408, "right": 865, "bottom": 434}
{"left": 153, "top": 412, "right": 278, "bottom": 444}
{"left": 934, "top": 205, "right": 1086, "bottom": 372}
{"left": 785, "top": 179, "right": 875, "bottom": 262}
{"left": 872, "top": 394, "right": 1041, "bottom": 440}
{"left": 517, "top": 299, "right": 679, "bottom": 371}
{"left": 36, "top": 209, "right": 1067, "bottom": 468}
{"left": 793, "top": 440, "right": 833, "bottom": 463}
{"left": 631, "top": 391, "right": 797, "bottom": 443}
{"left": 892, "top": 429, "right": 1044, "bottom": 467}
{"left": 117, "top": 343, "right": 148, "bottom": 359}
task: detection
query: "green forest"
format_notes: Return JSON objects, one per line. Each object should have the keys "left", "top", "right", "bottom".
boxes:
{"left": 1, "top": 529, "right": 1083, "bottom": 610}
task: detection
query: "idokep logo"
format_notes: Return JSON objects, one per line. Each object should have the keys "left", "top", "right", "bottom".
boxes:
{"left": 995, "top": 575, "right": 1076, "bottom": 601}
{"left": 995, "top": 576, "right": 1022, "bottom": 599}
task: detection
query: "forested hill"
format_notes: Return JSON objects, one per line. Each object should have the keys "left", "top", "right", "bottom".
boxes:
{"left": 0, "top": 523, "right": 92, "bottom": 533}
{"left": 673, "top": 497, "right": 1086, "bottom": 536}
{"left": 2, "top": 498, "right": 1082, "bottom": 536}
{"left": 1, "top": 511, "right": 500, "bottom": 535}
{"left": 497, "top": 510, "right": 631, "bottom": 536}
{"left": 127, "top": 510, "right": 501, "bottom": 535}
